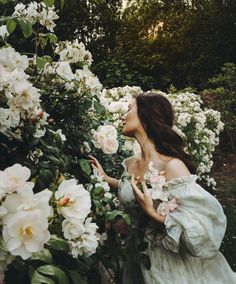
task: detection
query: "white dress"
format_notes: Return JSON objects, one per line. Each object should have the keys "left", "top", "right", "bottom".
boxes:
{"left": 118, "top": 159, "right": 236, "bottom": 284}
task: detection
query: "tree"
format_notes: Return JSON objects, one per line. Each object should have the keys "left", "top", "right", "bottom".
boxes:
{"left": 94, "top": 0, "right": 236, "bottom": 90}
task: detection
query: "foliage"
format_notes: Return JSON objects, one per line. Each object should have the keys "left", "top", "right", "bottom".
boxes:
{"left": 0, "top": 1, "right": 129, "bottom": 283}
{"left": 95, "top": 0, "right": 236, "bottom": 91}
{"left": 202, "top": 62, "right": 236, "bottom": 151}
{"left": 55, "top": 0, "right": 123, "bottom": 63}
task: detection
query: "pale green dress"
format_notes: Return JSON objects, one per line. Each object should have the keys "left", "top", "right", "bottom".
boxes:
{"left": 118, "top": 158, "right": 236, "bottom": 284}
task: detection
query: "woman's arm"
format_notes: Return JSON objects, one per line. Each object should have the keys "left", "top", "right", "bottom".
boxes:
{"left": 88, "top": 155, "right": 119, "bottom": 189}
{"left": 105, "top": 175, "right": 119, "bottom": 190}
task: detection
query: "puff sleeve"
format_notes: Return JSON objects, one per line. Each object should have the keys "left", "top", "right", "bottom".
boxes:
{"left": 161, "top": 175, "right": 227, "bottom": 259}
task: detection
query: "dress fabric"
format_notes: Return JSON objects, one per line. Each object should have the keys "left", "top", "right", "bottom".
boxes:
{"left": 118, "top": 158, "right": 236, "bottom": 284}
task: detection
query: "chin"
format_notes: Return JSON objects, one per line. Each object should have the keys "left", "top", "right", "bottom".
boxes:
{"left": 122, "top": 127, "right": 134, "bottom": 137}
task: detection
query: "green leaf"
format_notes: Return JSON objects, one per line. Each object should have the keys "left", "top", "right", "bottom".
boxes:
{"left": 94, "top": 100, "right": 106, "bottom": 115}
{"left": 43, "top": 0, "right": 55, "bottom": 7}
{"left": 47, "top": 155, "right": 61, "bottom": 166}
{"left": 47, "top": 235, "right": 70, "bottom": 252}
{"left": 0, "top": 0, "right": 8, "bottom": 4}
{"left": 30, "top": 248, "right": 53, "bottom": 264}
{"left": 18, "top": 18, "right": 32, "bottom": 38}
{"left": 79, "top": 159, "right": 92, "bottom": 176}
{"left": 47, "top": 33, "right": 58, "bottom": 43}
{"left": 6, "top": 19, "right": 17, "bottom": 34}
{"left": 68, "top": 270, "right": 87, "bottom": 284}
{"left": 38, "top": 161, "right": 52, "bottom": 169}
{"left": 92, "top": 186, "right": 104, "bottom": 199}
{"left": 31, "top": 271, "right": 55, "bottom": 284}
{"left": 36, "top": 56, "right": 47, "bottom": 70}
{"left": 39, "top": 169, "right": 54, "bottom": 185}
{"left": 37, "top": 265, "right": 70, "bottom": 284}
{"left": 105, "top": 210, "right": 131, "bottom": 225}
{"left": 36, "top": 56, "right": 52, "bottom": 70}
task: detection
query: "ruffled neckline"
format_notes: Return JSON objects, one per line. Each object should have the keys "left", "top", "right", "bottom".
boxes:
{"left": 162, "top": 174, "right": 198, "bottom": 190}
{"left": 121, "top": 158, "right": 198, "bottom": 190}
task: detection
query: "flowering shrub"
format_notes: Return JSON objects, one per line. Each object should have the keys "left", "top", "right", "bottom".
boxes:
{"left": 164, "top": 90, "right": 224, "bottom": 188}
{"left": 0, "top": 1, "right": 129, "bottom": 283}
{"left": 202, "top": 62, "right": 236, "bottom": 151}
{"left": 13, "top": 2, "right": 59, "bottom": 32}
{"left": 95, "top": 87, "right": 224, "bottom": 188}
{"left": 0, "top": 164, "right": 52, "bottom": 260}
{"left": 0, "top": 47, "right": 48, "bottom": 140}
{"left": 0, "top": 0, "right": 224, "bottom": 282}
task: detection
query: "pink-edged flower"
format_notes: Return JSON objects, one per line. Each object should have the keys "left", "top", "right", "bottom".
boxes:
{"left": 157, "top": 198, "right": 178, "bottom": 216}
{"left": 168, "top": 198, "right": 178, "bottom": 212}
{"left": 149, "top": 173, "right": 166, "bottom": 185}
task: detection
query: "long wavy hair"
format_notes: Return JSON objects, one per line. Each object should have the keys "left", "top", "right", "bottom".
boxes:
{"left": 135, "top": 92, "right": 197, "bottom": 174}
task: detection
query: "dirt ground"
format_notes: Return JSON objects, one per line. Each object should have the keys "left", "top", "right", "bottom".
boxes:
{"left": 210, "top": 151, "right": 236, "bottom": 271}
{"left": 211, "top": 151, "right": 236, "bottom": 209}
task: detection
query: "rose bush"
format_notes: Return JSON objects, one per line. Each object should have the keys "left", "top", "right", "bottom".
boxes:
{"left": 0, "top": 0, "right": 224, "bottom": 283}
{"left": 0, "top": 1, "right": 129, "bottom": 283}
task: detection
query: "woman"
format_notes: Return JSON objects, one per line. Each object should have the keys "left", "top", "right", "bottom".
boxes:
{"left": 89, "top": 92, "right": 236, "bottom": 284}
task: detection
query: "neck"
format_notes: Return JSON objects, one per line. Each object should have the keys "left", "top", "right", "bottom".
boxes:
{"left": 135, "top": 131, "right": 159, "bottom": 162}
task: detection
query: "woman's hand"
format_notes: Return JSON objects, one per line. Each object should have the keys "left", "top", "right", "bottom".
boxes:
{"left": 88, "top": 155, "right": 119, "bottom": 189}
{"left": 131, "top": 174, "right": 155, "bottom": 216}
{"left": 131, "top": 174, "right": 165, "bottom": 224}
{"left": 88, "top": 155, "right": 107, "bottom": 179}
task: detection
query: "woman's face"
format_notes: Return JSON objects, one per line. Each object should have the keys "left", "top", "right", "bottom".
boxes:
{"left": 122, "top": 98, "right": 142, "bottom": 137}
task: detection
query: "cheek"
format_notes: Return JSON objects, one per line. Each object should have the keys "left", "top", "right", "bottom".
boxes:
{"left": 126, "top": 112, "right": 140, "bottom": 128}
{"left": 126, "top": 112, "right": 135, "bottom": 123}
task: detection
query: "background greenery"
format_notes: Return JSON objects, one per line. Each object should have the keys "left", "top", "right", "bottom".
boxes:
{"left": 1, "top": 0, "right": 235, "bottom": 275}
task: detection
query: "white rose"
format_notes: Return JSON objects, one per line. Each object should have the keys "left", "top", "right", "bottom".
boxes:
{"left": 0, "top": 47, "right": 28, "bottom": 72}
{"left": 98, "top": 125, "right": 117, "bottom": 139}
{"left": 2, "top": 210, "right": 50, "bottom": 260}
{"left": 69, "top": 218, "right": 99, "bottom": 257}
{"left": 62, "top": 218, "right": 85, "bottom": 240}
{"left": 0, "top": 164, "right": 31, "bottom": 194}
{"left": 55, "top": 179, "right": 91, "bottom": 220}
{"left": 3, "top": 186, "right": 53, "bottom": 220}
{"left": 101, "top": 137, "right": 119, "bottom": 154}
{"left": 91, "top": 131, "right": 106, "bottom": 148}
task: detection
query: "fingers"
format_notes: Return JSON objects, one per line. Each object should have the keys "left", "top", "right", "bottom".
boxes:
{"left": 141, "top": 181, "right": 149, "bottom": 196}
{"left": 91, "top": 163, "right": 99, "bottom": 171}
{"left": 131, "top": 174, "right": 143, "bottom": 200}
{"left": 88, "top": 155, "right": 100, "bottom": 167}
{"left": 88, "top": 155, "right": 97, "bottom": 163}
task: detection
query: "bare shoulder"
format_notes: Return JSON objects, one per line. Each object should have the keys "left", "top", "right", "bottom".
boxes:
{"left": 164, "top": 158, "right": 191, "bottom": 181}
{"left": 123, "top": 155, "right": 139, "bottom": 169}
